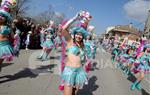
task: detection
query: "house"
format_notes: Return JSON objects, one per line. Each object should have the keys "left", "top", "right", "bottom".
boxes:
{"left": 105, "top": 23, "right": 141, "bottom": 41}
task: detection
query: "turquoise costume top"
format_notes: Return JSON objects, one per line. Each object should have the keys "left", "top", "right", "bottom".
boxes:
{"left": 0, "top": 26, "right": 11, "bottom": 35}
{"left": 45, "top": 34, "right": 53, "bottom": 40}
{"left": 54, "top": 36, "right": 61, "bottom": 44}
{"left": 66, "top": 44, "right": 85, "bottom": 64}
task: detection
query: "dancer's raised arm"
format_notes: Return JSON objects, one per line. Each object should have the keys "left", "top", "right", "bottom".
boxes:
{"left": 62, "top": 13, "right": 80, "bottom": 42}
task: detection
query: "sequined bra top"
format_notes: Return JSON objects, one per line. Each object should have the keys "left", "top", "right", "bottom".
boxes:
{"left": 66, "top": 44, "right": 85, "bottom": 63}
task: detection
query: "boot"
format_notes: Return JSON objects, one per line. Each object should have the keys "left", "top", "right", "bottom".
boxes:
{"left": 37, "top": 55, "right": 42, "bottom": 59}
{"left": 37, "top": 51, "right": 44, "bottom": 59}
{"left": 130, "top": 80, "right": 138, "bottom": 91}
{"left": 111, "top": 56, "right": 115, "bottom": 63}
{"left": 117, "top": 63, "right": 121, "bottom": 68}
{"left": 123, "top": 67, "right": 129, "bottom": 75}
{"left": 41, "top": 52, "right": 47, "bottom": 61}
{"left": 136, "top": 82, "right": 141, "bottom": 90}
{"left": 123, "top": 68, "right": 128, "bottom": 75}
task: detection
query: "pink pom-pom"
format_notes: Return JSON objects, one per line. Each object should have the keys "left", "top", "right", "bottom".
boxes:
{"left": 85, "top": 63, "right": 91, "bottom": 73}
{"left": 59, "top": 85, "right": 64, "bottom": 91}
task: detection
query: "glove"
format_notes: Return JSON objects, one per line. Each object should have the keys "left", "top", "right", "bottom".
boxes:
{"left": 73, "top": 11, "right": 82, "bottom": 20}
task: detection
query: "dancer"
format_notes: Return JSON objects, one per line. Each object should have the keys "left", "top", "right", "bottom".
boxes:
{"left": 12, "top": 19, "right": 21, "bottom": 57}
{"left": 13, "top": 26, "right": 21, "bottom": 56}
{"left": 54, "top": 26, "right": 62, "bottom": 49}
{"left": 130, "top": 44, "right": 150, "bottom": 91}
{"left": 84, "top": 33, "right": 93, "bottom": 72}
{"left": 60, "top": 11, "right": 92, "bottom": 95}
{"left": 0, "top": 0, "right": 16, "bottom": 71}
{"left": 84, "top": 25, "right": 96, "bottom": 72}
{"left": 37, "top": 21, "right": 55, "bottom": 61}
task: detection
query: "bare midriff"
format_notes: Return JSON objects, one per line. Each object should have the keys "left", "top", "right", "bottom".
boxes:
{"left": 0, "top": 34, "right": 9, "bottom": 41}
{"left": 65, "top": 53, "right": 82, "bottom": 68}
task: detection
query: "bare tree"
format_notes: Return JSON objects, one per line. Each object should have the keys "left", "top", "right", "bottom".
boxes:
{"left": 32, "top": 3, "right": 66, "bottom": 25}
{"left": 33, "top": 4, "right": 54, "bottom": 25}
{"left": 34, "top": 11, "right": 55, "bottom": 25}
{"left": 11, "top": 0, "right": 30, "bottom": 18}
{"left": 53, "top": 12, "right": 65, "bottom": 25}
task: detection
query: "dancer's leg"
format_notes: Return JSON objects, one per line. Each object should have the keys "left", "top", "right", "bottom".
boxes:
{"left": 63, "top": 84, "right": 73, "bottom": 95}
{"left": 0, "top": 59, "right": 4, "bottom": 72}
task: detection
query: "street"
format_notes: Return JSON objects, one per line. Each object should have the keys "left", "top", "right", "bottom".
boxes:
{"left": 0, "top": 47, "right": 150, "bottom": 95}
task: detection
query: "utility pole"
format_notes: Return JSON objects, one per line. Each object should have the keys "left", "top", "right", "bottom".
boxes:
{"left": 144, "top": 10, "right": 150, "bottom": 39}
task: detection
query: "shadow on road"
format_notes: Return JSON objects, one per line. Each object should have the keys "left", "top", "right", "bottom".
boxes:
{"left": 90, "top": 62, "right": 99, "bottom": 71}
{"left": 50, "top": 56, "right": 61, "bottom": 60}
{"left": 1, "top": 63, "right": 14, "bottom": 68}
{"left": 37, "top": 64, "right": 57, "bottom": 70}
{"left": 141, "top": 89, "right": 150, "bottom": 95}
{"left": 33, "top": 64, "right": 57, "bottom": 74}
{"left": 77, "top": 76, "right": 99, "bottom": 95}
{"left": 0, "top": 63, "right": 14, "bottom": 72}
{"left": 0, "top": 68, "right": 37, "bottom": 84}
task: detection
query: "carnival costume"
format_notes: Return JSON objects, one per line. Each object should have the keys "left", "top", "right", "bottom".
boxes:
{"left": 54, "top": 35, "right": 61, "bottom": 48}
{"left": 0, "top": 0, "right": 17, "bottom": 61}
{"left": 134, "top": 44, "right": 150, "bottom": 73}
{"left": 61, "top": 27, "right": 88, "bottom": 89}
{"left": 108, "top": 39, "right": 150, "bottom": 91}
{"left": 84, "top": 34, "right": 94, "bottom": 72}
{"left": 40, "top": 27, "right": 55, "bottom": 49}
{"left": 37, "top": 27, "right": 55, "bottom": 61}
{"left": 0, "top": 26, "right": 14, "bottom": 61}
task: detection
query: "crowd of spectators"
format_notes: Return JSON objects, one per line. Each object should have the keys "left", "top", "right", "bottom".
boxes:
{"left": 12, "top": 17, "right": 44, "bottom": 49}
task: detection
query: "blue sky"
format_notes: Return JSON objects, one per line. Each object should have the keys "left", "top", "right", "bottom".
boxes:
{"left": 28, "top": 0, "right": 150, "bottom": 35}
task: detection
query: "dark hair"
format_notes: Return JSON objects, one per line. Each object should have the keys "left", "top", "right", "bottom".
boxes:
{"left": 143, "top": 47, "right": 147, "bottom": 52}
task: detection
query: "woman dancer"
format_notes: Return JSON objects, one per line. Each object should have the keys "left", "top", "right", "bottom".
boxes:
{"left": 0, "top": 0, "right": 16, "bottom": 71}
{"left": 60, "top": 11, "right": 91, "bottom": 95}
{"left": 37, "top": 23, "right": 55, "bottom": 61}
{"left": 130, "top": 44, "right": 150, "bottom": 91}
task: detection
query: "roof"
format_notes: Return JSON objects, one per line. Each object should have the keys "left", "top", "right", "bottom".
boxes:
{"left": 111, "top": 24, "right": 141, "bottom": 36}
{"left": 128, "top": 34, "right": 139, "bottom": 40}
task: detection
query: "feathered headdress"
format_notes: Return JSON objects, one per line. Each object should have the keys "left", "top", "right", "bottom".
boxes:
{"left": 79, "top": 11, "right": 92, "bottom": 23}
{"left": 0, "top": 0, "right": 17, "bottom": 21}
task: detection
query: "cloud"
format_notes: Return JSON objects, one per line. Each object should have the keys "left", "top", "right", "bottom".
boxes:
{"left": 123, "top": 0, "right": 150, "bottom": 22}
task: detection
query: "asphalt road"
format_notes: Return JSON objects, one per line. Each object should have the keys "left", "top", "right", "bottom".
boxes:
{"left": 0, "top": 47, "right": 150, "bottom": 95}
